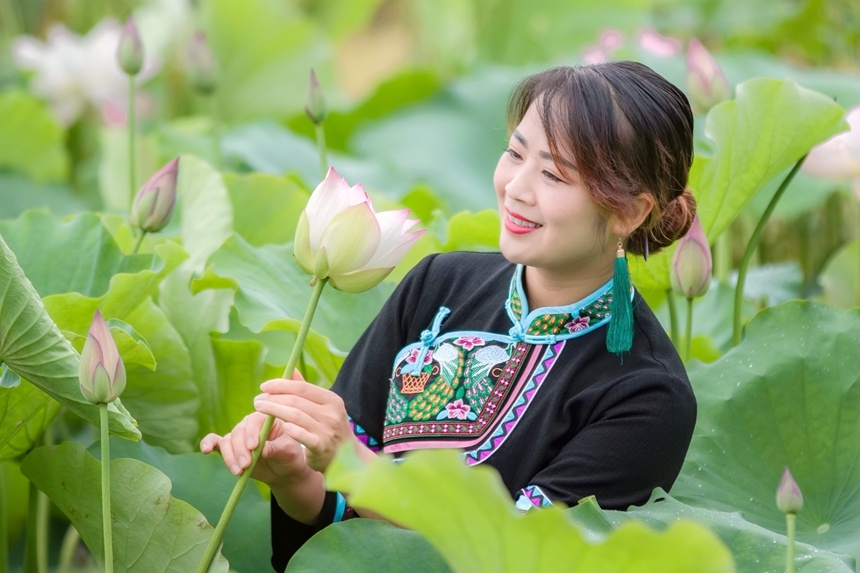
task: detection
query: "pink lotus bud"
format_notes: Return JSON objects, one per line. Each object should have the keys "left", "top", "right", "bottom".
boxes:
{"left": 187, "top": 31, "right": 218, "bottom": 95}
{"left": 637, "top": 28, "right": 681, "bottom": 57}
{"left": 79, "top": 310, "right": 126, "bottom": 404}
{"left": 130, "top": 157, "right": 179, "bottom": 233}
{"left": 685, "top": 39, "right": 730, "bottom": 115}
{"left": 117, "top": 17, "right": 144, "bottom": 76}
{"left": 293, "top": 167, "right": 424, "bottom": 292}
{"left": 670, "top": 215, "right": 712, "bottom": 299}
{"left": 776, "top": 467, "right": 803, "bottom": 514}
{"left": 803, "top": 105, "right": 860, "bottom": 202}
{"left": 305, "top": 69, "right": 327, "bottom": 125}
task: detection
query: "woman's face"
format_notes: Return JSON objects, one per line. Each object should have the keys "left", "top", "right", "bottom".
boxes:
{"left": 493, "top": 102, "right": 618, "bottom": 280}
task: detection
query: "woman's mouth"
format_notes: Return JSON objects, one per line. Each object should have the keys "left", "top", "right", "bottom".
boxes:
{"left": 504, "top": 210, "right": 542, "bottom": 234}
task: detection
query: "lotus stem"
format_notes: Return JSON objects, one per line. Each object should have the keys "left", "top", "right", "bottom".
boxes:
{"left": 131, "top": 230, "right": 147, "bottom": 255}
{"left": 197, "top": 277, "right": 329, "bottom": 573}
{"left": 732, "top": 155, "right": 806, "bottom": 346}
{"left": 315, "top": 123, "right": 328, "bottom": 180}
{"left": 57, "top": 525, "right": 81, "bottom": 573}
{"left": 128, "top": 76, "right": 137, "bottom": 210}
{"left": 0, "top": 468, "right": 7, "bottom": 573}
{"left": 684, "top": 297, "right": 694, "bottom": 362}
{"left": 786, "top": 513, "right": 796, "bottom": 573}
{"left": 100, "top": 404, "right": 114, "bottom": 573}
{"left": 24, "top": 479, "right": 47, "bottom": 573}
{"left": 666, "top": 289, "right": 680, "bottom": 347}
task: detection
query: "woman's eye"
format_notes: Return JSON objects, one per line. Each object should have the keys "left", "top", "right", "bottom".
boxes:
{"left": 543, "top": 170, "right": 563, "bottom": 183}
{"left": 504, "top": 147, "right": 523, "bottom": 160}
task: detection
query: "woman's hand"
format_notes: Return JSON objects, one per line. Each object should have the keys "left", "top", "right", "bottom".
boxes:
{"left": 252, "top": 371, "right": 353, "bottom": 473}
{"left": 199, "top": 412, "right": 311, "bottom": 487}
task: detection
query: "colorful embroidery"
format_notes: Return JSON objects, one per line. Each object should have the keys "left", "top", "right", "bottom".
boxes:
{"left": 464, "top": 341, "right": 563, "bottom": 465}
{"left": 564, "top": 316, "right": 590, "bottom": 332}
{"left": 444, "top": 399, "right": 471, "bottom": 420}
{"left": 454, "top": 336, "right": 485, "bottom": 350}
{"left": 518, "top": 485, "right": 553, "bottom": 508}
{"left": 349, "top": 417, "right": 381, "bottom": 453}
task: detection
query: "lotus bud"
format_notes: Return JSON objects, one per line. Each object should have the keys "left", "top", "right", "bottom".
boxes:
{"left": 670, "top": 215, "right": 712, "bottom": 299}
{"left": 117, "top": 17, "right": 144, "bottom": 76}
{"left": 305, "top": 69, "right": 327, "bottom": 125}
{"left": 294, "top": 167, "right": 424, "bottom": 293}
{"left": 685, "top": 39, "right": 730, "bottom": 115}
{"left": 776, "top": 467, "right": 804, "bottom": 514}
{"left": 187, "top": 31, "right": 218, "bottom": 95}
{"left": 79, "top": 310, "right": 126, "bottom": 404}
{"left": 130, "top": 157, "right": 179, "bottom": 233}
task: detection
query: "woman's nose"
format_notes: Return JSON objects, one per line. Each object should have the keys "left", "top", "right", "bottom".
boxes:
{"left": 504, "top": 168, "right": 534, "bottom": 204}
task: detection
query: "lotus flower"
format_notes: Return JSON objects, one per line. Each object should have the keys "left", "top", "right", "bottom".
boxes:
{"left": 670, "top": 215, "right": 712, "bottom": 299}
{"left": 776, "top": 467, "right": 804, "bottom": 514}
{"left": 294, "top": 167, "right": 424, "bottom": 292}
{"left": 130, "top": 157, "right": 179, "bottom": 233}
{"left": 637, "top": 28, "right": 682, "bottom": 57}
{"left": 79, "top": 310, "right": 126, "bottom": 404}
{"left": 581, "top": 29, "right": 624, "bottom": 65}
{"left": 12, "top": 19, "right": 158, "bottom": 126}
{"left": 803, "top": 105, "right": 860, "bottom": 202}
{"left": 305, "top": 68, "right": 327, "bottom": 125}
{"left": 685, "top": 39, "right": 730, "bottom": 115}
{"left": 187, "top": 31, "right": 217, "bottom": 95}
{"left": 117, "top": 17, "right": 143, "bottom": 76}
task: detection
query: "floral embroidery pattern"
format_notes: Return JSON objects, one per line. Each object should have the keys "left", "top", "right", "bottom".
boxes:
{"left": 564, "top": 316, "right": 590, "bottom": 333}
{"left": 454, "top": 336, "right": 485, "bottom": 350}
{"left": 445, "top": 399, "right": 470, "bottom": 420}
{"left": 406, "top": 348, "right": 434, "bottom": 364}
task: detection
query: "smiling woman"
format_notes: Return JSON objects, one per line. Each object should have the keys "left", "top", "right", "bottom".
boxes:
{"left": 202, "top": 60, "right": 699, "bottom": 572}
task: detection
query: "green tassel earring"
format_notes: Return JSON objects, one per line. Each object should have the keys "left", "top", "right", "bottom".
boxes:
{"left": 607, "top": 240, "right": 634, "bottom": 354}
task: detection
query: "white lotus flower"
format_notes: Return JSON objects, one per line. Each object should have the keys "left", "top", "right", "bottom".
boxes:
{"left": 803, "top": 105, "right": 860, "bottom": 201}
{"left": 294, "top": 167, "right": 424, "bottom": 293}
{"left": 12, "top": 18, "right": 157, "bottom": 126}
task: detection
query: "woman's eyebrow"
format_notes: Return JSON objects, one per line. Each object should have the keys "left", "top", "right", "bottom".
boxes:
{"left": 512, "top": 129, "right": 578, "bottom": 171}
{"left": 512, "top": 130, "right": 527, "bottom": 146}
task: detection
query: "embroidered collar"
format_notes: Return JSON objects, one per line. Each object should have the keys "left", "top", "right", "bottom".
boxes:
{"left": 504, "top": 265, "right": 613, "bottom": 343}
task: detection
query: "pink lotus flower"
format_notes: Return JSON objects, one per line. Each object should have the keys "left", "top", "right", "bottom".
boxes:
{"left": 776, "top": 467, "right": 803, "bottom": 514}
{"left": 803, "top": 105, "right": 860, "bottom": 201}
{"left": 79, "top": 310, "right": 126, "bottom": 404}
{"left": 637, "top": 28, "right": 682, "bottom": 57}
{"left": 130, "top": 158, "right": 179, "bottom": 233}
{"left": 453, "top": 336, "right": 485, "bottom": 351}
{"left": 445, "top": 399, "right": 470, "bottom": 420}
{"left": 294, "top": 167, "right": 424, "bottom": 292}
{"left": 670, "top": 215, "right": 712, "bottom": 299}
{"left": 685, "top": 39, "right": 730, "bottom": 115}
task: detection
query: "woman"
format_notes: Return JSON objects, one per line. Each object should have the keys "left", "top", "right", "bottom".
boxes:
{"left": 201, "top": 60, "right": 697, "bottom": 571}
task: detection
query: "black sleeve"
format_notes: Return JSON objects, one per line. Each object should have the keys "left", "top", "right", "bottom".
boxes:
{"left": 524, "top": 373, "right": 696, "bottom": 510}
{"left": 270, "top": 254, "right": 439, "bottom": 571}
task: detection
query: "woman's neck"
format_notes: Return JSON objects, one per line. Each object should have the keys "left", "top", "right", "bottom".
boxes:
{"left": 522, "top": 264, "right": 615, "bottom": 310}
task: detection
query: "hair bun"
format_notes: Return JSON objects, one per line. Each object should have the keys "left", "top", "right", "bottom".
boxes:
{"left": 627, "top": 188, "right": 696, "bottom": 256}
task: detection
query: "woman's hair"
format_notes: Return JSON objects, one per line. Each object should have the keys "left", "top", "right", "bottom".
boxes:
{"left": 506, "top": 61, "right": 696, "bottom": 255}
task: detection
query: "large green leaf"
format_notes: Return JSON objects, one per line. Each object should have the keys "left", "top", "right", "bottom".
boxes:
{"left": 0, "top": 174, "right": 84, "bottom": 221}
{"left": 326, "top": 447, "right": 734, "bottom": 573}
{"left": 0, "top": 233, "right": 139, "bottom": 458}
{"left": 288, "top": 519, "right": 450, "bottom": 573}
{"left": 0, "top": 91, "right": 68, "bottom": 183}
{"left": 202, "top": 234, "right": 393, "bottom": 354}
{"left": 223, "top": 172, "right": 309, "bottom": 247}
{"left": 630, "top": 78, "right": 847, "bottom": 295}
{"left": 177, "top": 155, "right": 233, "bottom": 273}
{"left": 596, "top": 491, "right": 853, "bottom": 573}
{"left": 674, "top": 302, "right": 860, "bottom": 565}
{"left": 105, "top": 437, "right": 271, "bottom": 573}
{"left": 21, "top": 442, "right": 229, "bottom": 573}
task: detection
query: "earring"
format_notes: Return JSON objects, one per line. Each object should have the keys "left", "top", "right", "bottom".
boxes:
{"left": 606, "top": 239, "right": 634, "bottom": 354}
{"left": 643, "top": 234, "right": 650, "bottom": 262}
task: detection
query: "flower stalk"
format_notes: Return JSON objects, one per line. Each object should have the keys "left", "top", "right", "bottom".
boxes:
{"left": 666, "top": 289, "right": 679, "bottom": 347}
{"left": 732, "top": 155, "right": 806, "bottom": 346}
{"left": 684, "top": 297, "right": 694, "bottom": 362}
{"left": 196, "top": 277, "right": 329, "bottom": 573}
{"left": 99, "top": 404, "right": 114, "bottom": 573}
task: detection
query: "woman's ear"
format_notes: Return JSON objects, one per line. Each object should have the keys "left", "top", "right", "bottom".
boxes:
{"left": 612, "top": 193, "right": 656, "bottom": 237}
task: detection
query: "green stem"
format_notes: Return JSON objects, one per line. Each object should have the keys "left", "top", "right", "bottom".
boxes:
{"left": 855, "top": 220, "right": 860, "bottom": 307}
{"left": 128, "top": 76, "right": 137, "bottom": 210}
{"left": 24, "top": 479, "right": 47, "bottom": 573}
{"left": 57, "top": 525, "right": 81, "bottom": 573}
{"left": 0, "top": 467, "right": 7, "bottom": 573}
{"left": 196, "top": 277, "right": 329, "bottom": 573}
{"left": 315, "top": 123, "right": 328, "bottom": 180}
{"left": 100, "top": 404, "right": 114, "bottom": 573}
{"left": 684, "top": 297, "right": 694, "bottom": 362}
{"left": 210, "top": 96, "right": 222, "bottom": 169}
{"left": 666, "top": 289, "right": 680, "bottom": 348}
{"left": 716, "top": 230, "right": 731, "bottom": 283}
{"left": 786, "top": 512, "right": 796, "bottom": 573}
{"left": 732, "top": 155, "right": 806, "bottom": 346}
{"left": 131, "top": 230, "right": 147, "bottom": 255}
